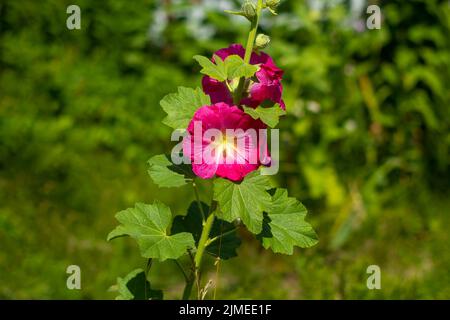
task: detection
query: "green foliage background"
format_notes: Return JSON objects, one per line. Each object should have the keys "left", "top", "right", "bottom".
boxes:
{"left": 0, "top": 0, "right": 449, "bottom": 299}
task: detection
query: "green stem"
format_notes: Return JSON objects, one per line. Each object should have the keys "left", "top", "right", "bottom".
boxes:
{"left": 193, "top": 181, "right": 206, "bottom": 221}
{"left": 181, "top": 250, "right": 196, "bottom": 299}
{"left": 182, "top": 276, "right": 195, "bottom": 300}
{"left": 194, "top": 210, "right": 215, "bottom": 299}
{"left": 183, "top": 201, "right": 217, "bottom": 300}
{"left": 194, "top": 211, "right": 215, "bottom": 269}
{"left": 233, "top": 0, "right": 264, "bottom": 105}
{"left": 144, "top": 259, "right": 152, "bottom": 300}
{"left": 145, "top": 258, "right": 152, "bottom": 277}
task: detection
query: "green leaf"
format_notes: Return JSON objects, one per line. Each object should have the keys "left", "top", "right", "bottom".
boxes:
{"left": 171, "top": 201, "right": 241, "bottom": 260}
{"left": 193, "top": 54, "right": 259, "bottom": 82}
{"left": 193, "top": 55, "right": 228, "bottom": 82}
{"left": 107, "top": 202, "right": 195, "bottom": 261}
{"left": 115, "top": 269, "right": 163, "bottom": 300}
{"left": 225, "top": 55, "right": 259, "bottom": 79}
{"left": 243, "top": 105, "right": 286, "bottom": 127}
{"left": 213, "top": 171, "right": 273, "bottom": 234}
{"left": 147, "top": 154, "right": 194, "bottom": 188}
{"left": 160, "top": 86, "right": 211, "bottom": 130}
{"left": 260, "top": 189, "right": 318, "bottom": 254}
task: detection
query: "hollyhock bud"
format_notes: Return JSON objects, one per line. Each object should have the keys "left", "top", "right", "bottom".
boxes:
{"left": 266, "top": 0, "right": 281, "bottom": 9}
{"left": 242, "top": 1, "right": 257, "bottom": 21}
{"left": 255, "top": 34, "right": 271, "bottom": 49}
{"left": 265, "top": 0, "right": 280, "bottom": 15}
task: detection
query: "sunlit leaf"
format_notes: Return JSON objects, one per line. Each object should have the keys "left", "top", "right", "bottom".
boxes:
{"left": 160, "top": 86, "right": 211, "bottom": 130}
{"left": 193, "top": 54, "right": 258, "bottom": 82}
{"left": 194, "top": 55, "right": 228, "bottom": 82}
{"left": 213, "top": 171, "right": 273, "bottom": 234}
{"left": 107, "top": 202, "right": 195, "bottom": 261}
{"left": 260, "top": 189, "right": 318, "bottom": 254}
{"left": 225, "top": 55, "right": 259, "bottom": 79}
{"left": 147, "top": 154, "right": 194, "bottom": 188}
{"left": 243, "top": 104, "right": 286, "bottom": 127}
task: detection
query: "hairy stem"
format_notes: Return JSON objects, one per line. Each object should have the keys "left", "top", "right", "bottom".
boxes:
{"left": 233, "top": 0, "right": 263, "bottom": 105}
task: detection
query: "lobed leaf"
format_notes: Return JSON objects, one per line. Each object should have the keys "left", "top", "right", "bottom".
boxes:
{"left": 115, "top": 268, "right": 163, "bottom": 300}
{"left": 193, "top": 55, "right": 228, "bottom": 82}
{"left": 193, "top": 54, "right": 259, "bottom": 82}
{"left": 260, "top": 188, "right": 318, "bottom": 254}
{"left": 225, "top": 55, "right": 259, "bottom": 79}
{"left": 107, "top": 202, "right": 195, "bottom": 261}
{"left": 213, "top": 171, "right": 273, "bottom": 234}
{"left": 160, "top": 86, "right": 211, "bottom": 130}
{"left": 147, "top": 154, "right": 194, "bottom": 188}
{"left": 243, "top": 104, "right": 286, "bottom": 127}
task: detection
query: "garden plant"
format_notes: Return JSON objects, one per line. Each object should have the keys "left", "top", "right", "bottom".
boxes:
{"left": 107, "top": 0, "right": 318, "bottom": 300}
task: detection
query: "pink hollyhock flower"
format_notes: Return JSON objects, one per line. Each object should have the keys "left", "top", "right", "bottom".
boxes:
{"left": 202, "top": 44, "right": 285, "bottom": 110}
{"left": 183, "top": 102, "right": 269, "bottom": 181}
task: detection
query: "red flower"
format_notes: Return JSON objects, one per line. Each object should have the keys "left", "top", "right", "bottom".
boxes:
{"left": 182, "top": 103, "right": 269, "bottom": 181}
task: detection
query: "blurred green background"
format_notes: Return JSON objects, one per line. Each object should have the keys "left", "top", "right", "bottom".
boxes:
{"left": 0, "top": 0, "right": 449, "bottom": 299}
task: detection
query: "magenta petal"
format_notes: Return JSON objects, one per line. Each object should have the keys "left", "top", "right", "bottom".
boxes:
{"left": 202, "top": 76, "right": 233, "bottom": 105}
{"left": 256, "top": 64, "right": 284, "bottom": 84}
{"left": 183, "top": 103, "right": 268, "bottom": 181}
{"left": 244, "top": 82, "right": 284, "bottom": 110}
{"left": 215, "top": 163, "right": 260, "bottom": 182}
{"left": 192, "top": 162, "right": 219, "bottom": 179}
{"left": 214, "top": 44, "right": 246, "bottom": 61}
